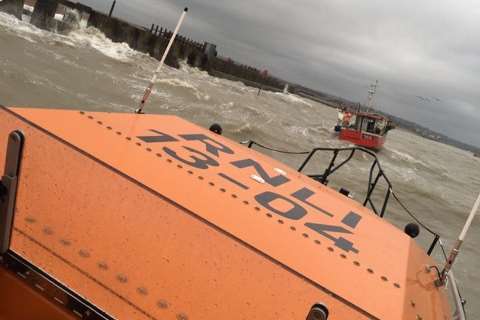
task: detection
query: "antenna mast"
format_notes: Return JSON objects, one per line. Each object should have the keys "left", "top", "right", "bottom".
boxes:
{"left": 366, "top": 80, "right": 378, "bottom": 112}
{"left": 135, "top": 7, "right": 188, "bottom": 114}
{"left": 436, "top": 191, "right": 480, "bottom": 286}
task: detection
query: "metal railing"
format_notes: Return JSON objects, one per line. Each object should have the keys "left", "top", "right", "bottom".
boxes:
{"left": 242, "top": 141, "right": 441, "bottom": 254}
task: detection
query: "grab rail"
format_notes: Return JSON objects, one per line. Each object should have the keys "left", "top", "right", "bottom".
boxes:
{"left": 242, "top": 140, "right": 441, "bottom": 255}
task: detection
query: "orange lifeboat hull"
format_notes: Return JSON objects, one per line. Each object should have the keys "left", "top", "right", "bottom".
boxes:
{"left": 0, "top": 106, "right": 450, "bottom": 320}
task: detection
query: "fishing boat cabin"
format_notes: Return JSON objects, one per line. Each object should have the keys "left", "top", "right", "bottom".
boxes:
{"left": 335, "top": 110, "right": 394, "bottom": 150}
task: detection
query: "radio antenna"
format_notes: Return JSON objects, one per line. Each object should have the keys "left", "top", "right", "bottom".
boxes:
{"left": 135, "top": 7, "right": 188, "bottom": 114}
{"left": 436, "top": 191, "right": 480, "bottom": 286}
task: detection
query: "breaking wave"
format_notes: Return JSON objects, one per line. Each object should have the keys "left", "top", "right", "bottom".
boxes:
{"left": 0, "top": 10, "right": 144, "bottom": 63}
{"left": 68, "top": 27, "right": 142, "bottom": 62}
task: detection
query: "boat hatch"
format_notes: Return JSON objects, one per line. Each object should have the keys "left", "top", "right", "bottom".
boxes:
{"left": 0, "top": 107, "right": 450, "bottom": 319}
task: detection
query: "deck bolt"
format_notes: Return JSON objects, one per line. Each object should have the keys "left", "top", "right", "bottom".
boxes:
{"left": 157, "top": 300, "right": 169, "bottom": 309}
{"left": 306, "top": 304, "right": 329, "bottom": 320}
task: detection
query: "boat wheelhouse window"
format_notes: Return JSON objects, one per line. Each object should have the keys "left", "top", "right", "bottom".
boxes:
{"left": 366, "top": 120, "right": 375, "bottom": 133}
{"left": 359, "top": 117, "right": 376, "bottom": 133}
{"left": 356, "top": 116, "right": 386, "bottom": 135}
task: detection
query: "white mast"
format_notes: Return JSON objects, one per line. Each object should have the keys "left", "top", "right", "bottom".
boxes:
{"left": 135, "top": 8, "right": 188, "bottom": 114}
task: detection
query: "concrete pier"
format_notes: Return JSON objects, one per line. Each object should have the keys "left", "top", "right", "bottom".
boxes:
{"left": 40, "top": 0, "right": 225, "bottom": 76}
{"left": 31, "top": 0, "right": 58, "bottom": 29}
{"left": 0, "top": 0, "right": 24, "bottom": 19}
{"left": 0, "top": 0, "right": 286, "bottom": 92}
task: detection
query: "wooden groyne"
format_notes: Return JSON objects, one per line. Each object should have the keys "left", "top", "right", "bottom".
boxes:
{"left": 0, "top": 0, "right": 285, "bottom": 91}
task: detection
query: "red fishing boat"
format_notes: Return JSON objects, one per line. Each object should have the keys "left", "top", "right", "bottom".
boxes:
{"left": 334, "top": 81, "right": 393, "bottom": 150}
{"left": 336, "top": 111, "right": 393, "bottom": 150}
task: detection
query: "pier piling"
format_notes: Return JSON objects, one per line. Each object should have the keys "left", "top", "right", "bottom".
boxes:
{"left": 31, "top": 0, "right": 59, "bottom": 29}
{"left": 137, "top": 28, "right": 156, "bottom": 55}
{"left": 0, "top": 0, "right": 24, "bottom": 19}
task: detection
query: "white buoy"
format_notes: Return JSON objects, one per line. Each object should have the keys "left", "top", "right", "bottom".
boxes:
{"left": 135, "top": 7, "right": 188, "bottom": 114}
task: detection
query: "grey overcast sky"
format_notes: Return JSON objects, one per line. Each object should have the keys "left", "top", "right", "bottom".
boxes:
{"left": 82, "top": 0, "right": 480, "bottom": 147}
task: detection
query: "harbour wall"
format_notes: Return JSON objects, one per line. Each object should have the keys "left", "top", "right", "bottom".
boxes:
{"left": 1, "top": 0, "right": 286, "bottom": 92}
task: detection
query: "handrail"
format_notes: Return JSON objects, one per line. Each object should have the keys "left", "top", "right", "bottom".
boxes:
{"left": 242, "top": 140, "right": 441, "bottom": 255}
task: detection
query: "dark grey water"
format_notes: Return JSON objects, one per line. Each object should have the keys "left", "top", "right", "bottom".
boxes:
{"left": 0, "top": 11, "right": 479, "bottom": 318}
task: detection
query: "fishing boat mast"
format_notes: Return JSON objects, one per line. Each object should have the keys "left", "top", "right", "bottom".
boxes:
{"left": 366, "top": 80, "right": 378, "bottom": 112}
